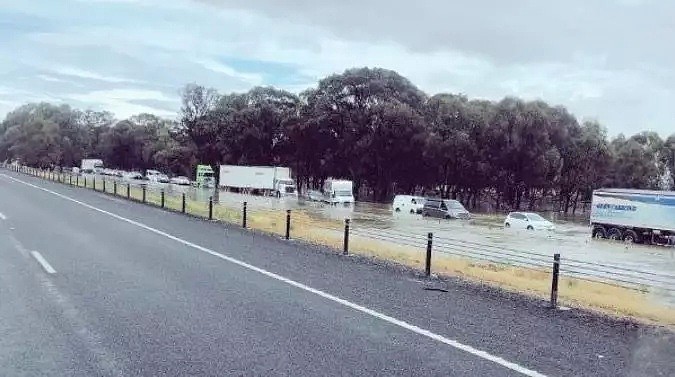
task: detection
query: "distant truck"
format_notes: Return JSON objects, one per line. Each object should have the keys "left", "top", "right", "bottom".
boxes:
{"left": 218, "top": 165, "right": 297, "bottom": 197}
{"left": 195, "top": 165, "right": 215, "bottom": 188}
{"left": 81, "top": 159, "right": 104, "bottom": 174}
{"left": 590, "top": 188, "right": 675, "bottom": 246}
{"left": 308, "top": 179, "right": 354, "bottom": 205}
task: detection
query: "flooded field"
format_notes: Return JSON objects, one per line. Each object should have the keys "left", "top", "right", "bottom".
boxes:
{"left": 102, "top": 177, "right": 675, "bottom": 306}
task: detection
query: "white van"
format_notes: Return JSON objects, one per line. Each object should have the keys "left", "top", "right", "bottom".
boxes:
{"left": 393, "top": 195, "right": 426, "bottom": 214}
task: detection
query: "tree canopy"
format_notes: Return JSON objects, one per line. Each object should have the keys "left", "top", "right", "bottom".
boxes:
{"left": 2, "top": 67, "right": 673, "bottom": 213}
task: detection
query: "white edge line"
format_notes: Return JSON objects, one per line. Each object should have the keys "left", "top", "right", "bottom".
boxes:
{"left": 2, "top": 173, "right": 546, "bottom": 377}
{"left": 31, "top": 250, "right": 57, "bottom": 274}
{"left": 0, "top": 212, "right": 6, "bottom": 220}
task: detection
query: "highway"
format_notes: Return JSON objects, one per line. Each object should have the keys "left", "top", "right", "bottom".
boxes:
{"left": 0, "top": 170, "right": 673, "bottom": 376}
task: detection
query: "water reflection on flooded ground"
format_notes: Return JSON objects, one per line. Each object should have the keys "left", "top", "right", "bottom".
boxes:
{"left": 115, "top": 179, "right": 675, "bottom": 304}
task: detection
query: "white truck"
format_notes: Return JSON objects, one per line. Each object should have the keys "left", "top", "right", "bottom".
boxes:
{"left": 590, "top": 188, "right": 675, "bottom": 246}
{"left": 308, "top": 179, "right": 355, "bottom": 205}
{"left": 81, "top": 159, "right": 104, "bottom": 174}
{"left": 218, "top": 165, "right": 297, "bottom": 197}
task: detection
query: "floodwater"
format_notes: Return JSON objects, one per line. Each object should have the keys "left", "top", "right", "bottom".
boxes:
{"left": 108, "top": 178, "right": 675, "bottom": 304}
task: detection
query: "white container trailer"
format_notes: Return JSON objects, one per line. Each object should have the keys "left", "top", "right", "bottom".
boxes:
{"left": 81, "top": 159, "right": 104, "bottom": 174}
{"left": 308, "top": 179, "right": 354, "bottom": 205}
{"left": 590, "top": 188, "right": 675, "bottom": 245}
{"left": 219, "top": 165, "right": 297, "bottom": 197}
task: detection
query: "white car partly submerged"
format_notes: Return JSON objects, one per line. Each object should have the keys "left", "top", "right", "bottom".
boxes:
{"left": 170, "top": 176, "right": 191, "bottom": 186}
{"left": 504, "top": 212, "right": 555, "bottom": 231}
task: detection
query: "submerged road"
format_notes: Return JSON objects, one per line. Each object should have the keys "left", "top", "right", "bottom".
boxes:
{"left": 0, "top": 170, "right": 673, "bottom": 376}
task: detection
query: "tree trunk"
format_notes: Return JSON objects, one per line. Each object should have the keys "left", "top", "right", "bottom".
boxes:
{"left": 572, "top": 190, "right": 581, "bottom": 215}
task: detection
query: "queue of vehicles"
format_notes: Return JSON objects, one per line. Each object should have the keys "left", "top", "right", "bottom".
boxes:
{"left": 77, "top": 159, "right": 674, "bottom": 245}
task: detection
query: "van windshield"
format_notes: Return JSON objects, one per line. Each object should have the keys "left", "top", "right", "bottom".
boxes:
{"left": 527, "top": 213, "right": 546, "bottom": 221}
{"left": 447, "top": 200, "right": 466, "bottom": 210}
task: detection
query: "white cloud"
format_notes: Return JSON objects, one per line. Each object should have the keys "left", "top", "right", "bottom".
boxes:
{"left": 66, "top": 88, "right": 178, "bottom": 118}
{"left": 52, "top": 67, "right": 139, "bottom": 84}
{"left": 37, "top": 74, "right": 68, "bottom": 83}
{"left": 193, "top": 58, "right": 263, "bottom": 85}
{"left": 3, "top": 0, "right": 674, "bottom": 136}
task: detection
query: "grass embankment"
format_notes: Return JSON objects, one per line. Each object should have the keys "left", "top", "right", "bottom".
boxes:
{"left": 44, "top": 173, "right": 675, "bottom": 326}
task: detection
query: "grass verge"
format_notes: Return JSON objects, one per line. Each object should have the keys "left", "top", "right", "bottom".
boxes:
{"left": 37, "top": 172, "right": 675, "bottom": 326}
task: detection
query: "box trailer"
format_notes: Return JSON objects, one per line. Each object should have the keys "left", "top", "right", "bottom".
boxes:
{"left": 308, "top": 179, "right": 354, "bottom": 205}
{"left": 219, "top": 165, "right": 297, "bottom": 197}
{"left": 590, "top": 188, "right": 675, "bottom": 245}
{"left": 81, "top": 159, "right": 104, "bottom": 174}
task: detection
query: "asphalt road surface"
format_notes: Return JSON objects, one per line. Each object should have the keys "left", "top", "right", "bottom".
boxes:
{"left": 1, "top": 170, "right": 673, "bottom": 377}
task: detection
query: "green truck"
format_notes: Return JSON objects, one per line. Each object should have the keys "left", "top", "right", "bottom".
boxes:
{"left": 195, "top": 165, "right": 215, "bottom": 188}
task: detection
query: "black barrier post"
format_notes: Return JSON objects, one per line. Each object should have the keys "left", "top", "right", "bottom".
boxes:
{"left": 550, "top": 253, "right": 561, "bottom": 309}
{"left": 127, "top": 183, "right": 130, "bottom": 199}
{"left": 142, "top": 186, "right": 146, "bottom": 203}
{"left": 181, "top": 193, "right": 186, "bottom": 213}
{"left": 343, "top": 218, "right": 350, "bottom": 255}
{"left": 69, "top": 174, "right": 72, "bottom": 185}
{"left": 242, "top": 202, "right": 247, "bottom": 228}
{"left": 425, "top": 232, "right": 433, "bottom": 276}
{"left": 113, "top": 181, "right": 117, "bottom": 195}
{"left": 84, "top": 176, "right": 87, "bottom": 188}
{"left": 102, "top": 179, "right": 106, "bottom": 193}
{"left": 285, "top": 209, "right": 291, "bottom": 240}
{"left": 161, "top": 190, "right": 165, "bottom": 208}
{"left": 76, "top": 175, "right": 79, "bottom": 186}
{"left": 93, "top": 177, "right": 96, "bottom": 190}
{"left": 208, "top": 196, "right": 213, "bottom": 220}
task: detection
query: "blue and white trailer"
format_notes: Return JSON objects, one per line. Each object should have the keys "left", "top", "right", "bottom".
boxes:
{"left": 590, "top": 188, "right": 675, "bottom": 245}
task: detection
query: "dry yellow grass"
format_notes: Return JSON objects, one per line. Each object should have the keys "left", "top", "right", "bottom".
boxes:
{"left": 40, "top": 173, "right": 675, "bottom": 325}
{"left": 242, "top": 207, "right": 675, "bottom": 326}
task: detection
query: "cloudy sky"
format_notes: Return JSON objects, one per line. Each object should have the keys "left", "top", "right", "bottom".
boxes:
{"left": 1, "top": 0, "right": 673, "bottom": 136}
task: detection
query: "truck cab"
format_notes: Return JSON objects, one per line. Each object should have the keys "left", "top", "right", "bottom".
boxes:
{"left": 274, "top": 178, "right": 297, "bottom": 197}
{"left": 324, "top": 179, "right": 354, "bottom": 205}
{"left": 195, "top": 165, "right": 215, "bottom": 188}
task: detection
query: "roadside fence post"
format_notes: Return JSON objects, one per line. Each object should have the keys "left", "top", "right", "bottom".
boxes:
{"left": 127, "top": 183, "right": 130, "bottom": 198}
{"left": 113, "top": 181, "right": 117, "bottom": 195}
{"left": 69, "top": 174, "right": 72, "bottom": 185}
{"left": 550, "top": 253, "right": 561, "bottom": 309}
{"left": 181, "top": 193, "right": 186, "bottom": 213}
{"left": 161, "top": 190, "right": 165, "bottom": 208}
{"left": 343, "top": 218, "right": 350, "bottom": 255}
{"left": 142, "top": 186, "right": 146, "bottom": 203}
{"left": 208, "top": 196, "right": 213, "bottom": 220}
{"left": 242, "top": 202, "right": 247, "bottom": 228}
{"left": 93, "top": 177, "right": 96, "bottom": 190}
{"left": 285, "top": 209, "right": 291, "bottom": 240}
{"left": 76, "top": 175, "right": 79, "bottom": 186}
{"left": 84, "top": 176, "right": 87, "bottom": 188}
{"left": 425, "top": 232, "right": 433, "bottom": 276}
{"left": 102, "top": 179, "right": 106, "bottom": 193}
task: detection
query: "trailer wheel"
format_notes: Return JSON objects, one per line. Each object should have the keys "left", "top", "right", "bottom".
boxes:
{"left": 409, "top": 209, "right": 415, "bottom": 214}
{"left": 623, "top": 230, "right": 640, "bottom": 244}
{"left": 592, "top": 226, "right": 607, "bottom": 239}
{"left": 394, "top": 208, "right": 401, "bottom": 212}
{"left": 607, "top": 228, "right": 623, "bottom": 241}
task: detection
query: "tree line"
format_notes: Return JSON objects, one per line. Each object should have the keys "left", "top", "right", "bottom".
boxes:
{"left": 1, "top": 67, "right": 674, "bottom": 213}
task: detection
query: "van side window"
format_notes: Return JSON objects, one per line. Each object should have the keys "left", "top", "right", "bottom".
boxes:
{"left": 440, "top": 202, "right": 448, "bottom": 210}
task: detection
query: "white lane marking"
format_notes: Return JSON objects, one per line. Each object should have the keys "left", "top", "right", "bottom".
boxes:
{"left": 0, "top": 212, "right": 6, "bottom": 220}
{"left": 31, "top": 251, "right": 57, "bottom": 274}
{"left": 35, "top": 268, "right": 125, "bottom": 376}
{"left": 9, "top": 234, "right": 30, "bottom": 257}
{"left": 2, "top": 174, "right": 546, "bottom": 377}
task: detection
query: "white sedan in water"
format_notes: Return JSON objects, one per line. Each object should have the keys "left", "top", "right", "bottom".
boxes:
{"left": 170, "top": 176, "right": 191, "bottom": 186}
{"left": 504, "top": 212, "right": 555, "bottom": 231}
